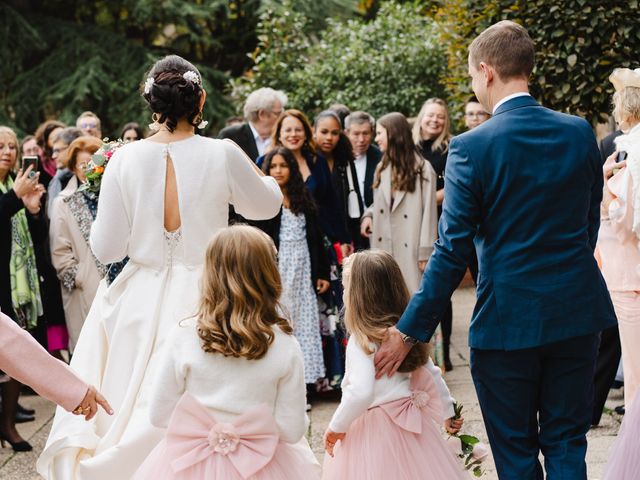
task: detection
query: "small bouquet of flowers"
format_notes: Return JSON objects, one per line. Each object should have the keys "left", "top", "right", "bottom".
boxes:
{"left": 447, "top": 403, "right": 489, "bottom": 477}
{"left": 78, "top": 138, "right": 124, "bottom": 195}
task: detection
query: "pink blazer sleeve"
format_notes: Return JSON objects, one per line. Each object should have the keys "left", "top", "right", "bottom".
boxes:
{"left": 0, "top": 310, "right": 87, "bottom": 412}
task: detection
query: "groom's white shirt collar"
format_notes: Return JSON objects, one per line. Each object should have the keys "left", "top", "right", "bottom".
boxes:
{"left": 492, "top": 92, "right": 531, "bottom": 114}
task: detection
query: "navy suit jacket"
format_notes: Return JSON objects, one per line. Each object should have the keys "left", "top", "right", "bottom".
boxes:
{"left": 398, "top": 95, "right": 616, "bottom": 350}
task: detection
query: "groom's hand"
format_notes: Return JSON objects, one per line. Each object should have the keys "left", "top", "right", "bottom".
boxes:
{"left": 374, "top": 326, "right": 412, "bottom": 379}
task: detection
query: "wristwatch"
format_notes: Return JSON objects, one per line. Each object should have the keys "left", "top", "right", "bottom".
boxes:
{"left": 398, "top": 330, "right": 420, "bottom": 346}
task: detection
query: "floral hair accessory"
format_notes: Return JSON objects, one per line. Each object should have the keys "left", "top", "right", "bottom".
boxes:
{"left": 183, "top": 70, "right": 201, "bottom": 86}
{"left": 144, "top": 77, "right": 154, "bottom": 95}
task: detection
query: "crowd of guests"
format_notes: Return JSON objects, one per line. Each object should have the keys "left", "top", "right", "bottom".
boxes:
{"left": 5, "top": 71, "right": 638, "bottom": 458}
{"left": 0, "top": 113, "right": 142, "bottom": 450}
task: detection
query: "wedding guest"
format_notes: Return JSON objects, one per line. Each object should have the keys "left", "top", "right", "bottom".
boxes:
{"left": 46, "top": 127, "right": 84, "bottom": 218}
{"left": 322, "top": 250, "right": 465, "bottom": 479}
{"left": 0, "top": 308, "right": 112, "bottom": 421}
{"left": 120, "top": 122, "right": 144, "bottom": 142}
{"left": 464, "top": 95, "right": 491, "bottom": 130}
{"left": 345, "top": 111, "right": 381, "bottom": 249}
{"left": 376, "top": 21, "right": 616, "bottom": 479}
{"left": 252, "top": 147, "right": 330, "bottom": 392}
{"left": 76, "top": 111, "right": 102, "bottom": 139}
{"left": 361, "top": 113, "right": 437, "bottom": 296}
{"left": 134, "top": 226, "right": 320, "bottom": 479}
{"left": 258, "top": 110, "right": 351, "bottom": 252}
{"left": 21, "top": 136, "right": 42, "bottom": 157}
{"left": 218, "top": 87, "right": 287, "bottom": 161}
{"left": 34, "top": 120, "right": 65, "bottom": 187}
{"left": 314, "top": 110, "right": 359, "bottom": 255}
{"left": 329, "top": 103, "right": 351, "bottom": 129}
{"left": 598, "top": 67, "right": 640, "bottom": 408}
{"left": 414, "top": 98, "right": 454, "bottom": 370}
{"left": 0, "top": 126, "right": 46, "bottom": 452}
{"left": 50, "top": 136, "right": 106, "bottom": 352}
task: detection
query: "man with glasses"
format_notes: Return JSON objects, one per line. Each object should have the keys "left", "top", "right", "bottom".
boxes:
{"left": 217, "top": 88, "right": 287, "bottom": 162}
{"left": 464, "top": 95, "right": 491, "bottom": 130}
{"left": 76, "top": 111, "right": 102, "bottom": 139}
{"left": 47, "top": 127, "right": 83, "bottom": 217}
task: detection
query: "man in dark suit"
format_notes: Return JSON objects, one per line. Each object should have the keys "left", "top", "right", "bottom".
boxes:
{"left": 345, "top": 111, "right": 381, "bottom": 250}
{"left": 217, "top": 87, "right": 287, "bottom": 161}
{"left": 375, "top": 21, "right": 616, "bottom": 479}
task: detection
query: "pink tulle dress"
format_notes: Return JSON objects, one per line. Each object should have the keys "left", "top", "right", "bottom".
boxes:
{"left": 134, "top": 393, "right": 317, "bottom": 480}
{"left": 322, "top": 365, "right": 467, "bottom": 479}
{"left": 603, "top": 397, "right": 640, "bottom": 480}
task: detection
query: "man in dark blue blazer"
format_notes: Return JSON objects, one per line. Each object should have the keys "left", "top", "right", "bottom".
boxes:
{"left": 375, "top": 21, "right": 616, "bottom": 479}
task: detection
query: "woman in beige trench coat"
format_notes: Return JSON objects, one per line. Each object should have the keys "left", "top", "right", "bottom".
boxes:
{"left": 50, "top": 136, "right": 106, "bottom": 352}
{"left": 361, "top": 112, "right": 438, "bottom": 293}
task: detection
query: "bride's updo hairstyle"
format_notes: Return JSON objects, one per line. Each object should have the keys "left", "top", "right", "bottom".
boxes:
{"left": 142, "top": 55, "right": 203, "bottom": 132}
{"left": 196, "top": 225, "right": 293, "bottom": 360}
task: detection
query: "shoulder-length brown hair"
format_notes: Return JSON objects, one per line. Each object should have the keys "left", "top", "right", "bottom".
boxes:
{"left": 373, "top": 112, "right": 422, "bottom": 193}
{"left": 270, "top": 109, "right": 317, "bottom": 160}
{"left": 343, "top": 250, "right": 429, "bottom": 372}
{"left": 196, "top": 225, "right": 292, "bottom": 360}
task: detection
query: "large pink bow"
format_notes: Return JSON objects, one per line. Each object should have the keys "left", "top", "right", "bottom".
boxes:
{"left": 165, "top": 393, "right": 279, "bottom": 479}
{"left": 378, "top": 366, "right": 444, "bottom": 433}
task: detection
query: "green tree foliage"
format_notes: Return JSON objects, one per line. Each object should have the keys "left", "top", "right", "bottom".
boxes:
{"left": 434, "top": 0, "right": 639, "bottom": 125}
{"left": 232, "top": 2, "right": 446, "bottom": 120}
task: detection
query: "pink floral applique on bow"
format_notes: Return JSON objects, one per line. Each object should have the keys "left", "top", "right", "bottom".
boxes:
{"left": 208, "top": 423, "right": 240, "bottom": 455}
{"left": 410, "top": 389, "right": 430, "bottom": 409}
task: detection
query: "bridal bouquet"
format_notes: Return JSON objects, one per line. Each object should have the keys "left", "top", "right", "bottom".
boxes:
{"left": 79, "top": 138, "right": 124, "bottom": 195}
{"left": 447, "top": 403, "right": 489, "bottom": 477}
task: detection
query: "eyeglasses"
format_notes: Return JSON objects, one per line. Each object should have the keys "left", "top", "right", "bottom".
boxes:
{"left": 465, "top": 112, "right": 490, "bottom": 119}
{"left": 52, "top": 146, "right": 68, "bottom": 155}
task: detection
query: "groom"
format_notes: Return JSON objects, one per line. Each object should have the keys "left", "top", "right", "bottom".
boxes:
{"left": 375, "top": 21, "right": 616, "bottom": 479}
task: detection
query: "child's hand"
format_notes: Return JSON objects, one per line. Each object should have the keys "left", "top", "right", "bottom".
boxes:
{"left": 445, "top": 415, "right": 464, "bottom": 434}
{"left": 323, "top": 429, "right": 346, "bottom": 457}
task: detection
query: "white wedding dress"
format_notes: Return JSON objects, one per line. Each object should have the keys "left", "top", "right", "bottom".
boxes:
{"left": 37, "top": 135, "right": 282, "bottom": 479}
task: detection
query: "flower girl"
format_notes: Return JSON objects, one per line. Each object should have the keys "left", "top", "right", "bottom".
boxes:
{"left": 322, "top": 250, "right": 467, "bottom": 479}
{"left": 134, "top": 226, "right": 320, "bottom": 479}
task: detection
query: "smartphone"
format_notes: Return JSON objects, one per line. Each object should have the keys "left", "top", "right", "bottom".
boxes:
{"left": 616, "top": 151, "right": 628, "bottom": 163}
{"left": 22, "top": 155, "right": 39, "bottom": 173}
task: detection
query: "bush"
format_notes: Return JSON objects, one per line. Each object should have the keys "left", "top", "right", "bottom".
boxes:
{"left": 231, "top": 2, "right": 447, "bottom": 120}
{"left": 435, "top": 0, "right": 640, "bottom": 125}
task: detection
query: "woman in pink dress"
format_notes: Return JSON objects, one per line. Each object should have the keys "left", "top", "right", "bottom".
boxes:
{"left": 600, "top": 67, "right": 640, "bottom": 479}
{"left": 322, "top": 250, "right": 466, "bottom": 479}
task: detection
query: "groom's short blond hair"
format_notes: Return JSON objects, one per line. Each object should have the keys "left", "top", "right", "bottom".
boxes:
{"left": 469, "top": 20, "right": 535, "bottom": 81}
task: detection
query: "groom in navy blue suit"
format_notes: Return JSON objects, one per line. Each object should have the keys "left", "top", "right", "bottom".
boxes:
{"left": 375, "top": 21, "right": 616, "bottom": 479}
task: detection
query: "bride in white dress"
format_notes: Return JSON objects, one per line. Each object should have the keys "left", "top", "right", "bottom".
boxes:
{"left": 37, "top": 55, "right": 283, "bottom": 479}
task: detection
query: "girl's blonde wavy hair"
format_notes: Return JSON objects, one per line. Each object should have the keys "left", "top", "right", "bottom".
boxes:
{"left": 343, "top": 250, "right": 430, "bottom": 373}
{"left": 196, "top": 225, "right": 292, "bottom": 360}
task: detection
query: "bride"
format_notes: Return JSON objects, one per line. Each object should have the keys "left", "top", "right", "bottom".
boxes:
{"left": 37, "top": 55, "right": 283, "bottom": 479}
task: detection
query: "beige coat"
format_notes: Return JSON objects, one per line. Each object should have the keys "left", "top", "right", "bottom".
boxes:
{"left": 50, "top": 176, "right": 105, "bottom": 351}
{"left": 363, "top": 157, "right": 438, "bottom": 292}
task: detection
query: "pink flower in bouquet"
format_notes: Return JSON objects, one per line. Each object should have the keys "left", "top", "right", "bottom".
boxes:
{"left": 472, "top": 442, "right": 489, "bottom": 461}
{"left": 446, "top": 435, "right": 462, "bottom": 456}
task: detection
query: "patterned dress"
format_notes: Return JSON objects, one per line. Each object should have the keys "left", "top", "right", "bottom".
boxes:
{"left": 278, "top": 208, "right": 325, "bottom": 383}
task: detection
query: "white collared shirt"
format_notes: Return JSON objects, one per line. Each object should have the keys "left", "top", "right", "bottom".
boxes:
{"left": 492, "top": 92, "right": 531, "bottom": 114}
{"left": 248, "top": 122, "right": 271, "bottom": 157}
{"left": 353, "top": 152, "right": 367, "bottom": 203}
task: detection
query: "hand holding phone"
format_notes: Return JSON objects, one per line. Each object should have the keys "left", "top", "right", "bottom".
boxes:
{"left": 22, "top": 156, "right": 39, "bottom": 177}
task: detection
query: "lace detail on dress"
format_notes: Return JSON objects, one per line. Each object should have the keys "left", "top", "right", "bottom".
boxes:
{"left": 164, "top": 228, "right": 183, "bottom": 267}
